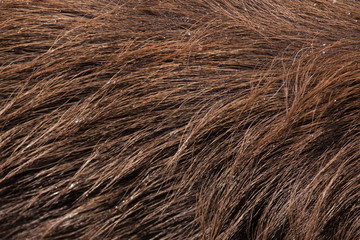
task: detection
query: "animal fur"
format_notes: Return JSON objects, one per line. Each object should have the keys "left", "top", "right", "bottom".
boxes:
{"left": 0, "top": 0, "right": 359, "bottom": 239}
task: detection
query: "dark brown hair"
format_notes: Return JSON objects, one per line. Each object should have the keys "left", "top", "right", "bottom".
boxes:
{"left": 1, "top": 0, "right": 360, "bottom": 239}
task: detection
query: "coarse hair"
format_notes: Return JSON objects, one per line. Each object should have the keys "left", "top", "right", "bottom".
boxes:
{"left": 1, "top": 0, "right": 360, "bottom": 239}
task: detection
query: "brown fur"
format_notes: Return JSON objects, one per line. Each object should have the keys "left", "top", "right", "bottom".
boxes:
{"left": 0, "top": 0, "right": 360, "bottom": 239}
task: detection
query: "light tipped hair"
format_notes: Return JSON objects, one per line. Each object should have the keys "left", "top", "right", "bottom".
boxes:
{"left": 1, "top": 0, "right": 360, "bottom": 239}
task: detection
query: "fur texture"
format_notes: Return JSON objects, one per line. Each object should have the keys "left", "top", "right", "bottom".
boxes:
{"left": 0, "top": 0, "right": 360, "bottom": 239}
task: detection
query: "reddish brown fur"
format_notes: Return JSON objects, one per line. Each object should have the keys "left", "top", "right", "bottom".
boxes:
{"left": 0, "top": 0, "right": 360, "bottom": 239}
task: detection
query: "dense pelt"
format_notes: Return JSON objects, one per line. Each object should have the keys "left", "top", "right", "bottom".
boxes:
{"left": 1, "top": 0, "right": 360, "bottom": 239}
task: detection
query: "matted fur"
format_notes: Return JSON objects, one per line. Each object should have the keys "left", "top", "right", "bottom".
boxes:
{"left": 0, "top": 0, "right": 359, "bottom": 239}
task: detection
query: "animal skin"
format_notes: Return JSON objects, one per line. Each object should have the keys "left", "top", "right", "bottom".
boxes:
{"left": 0, "top": 0, "right": 359, "bottom": 239}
